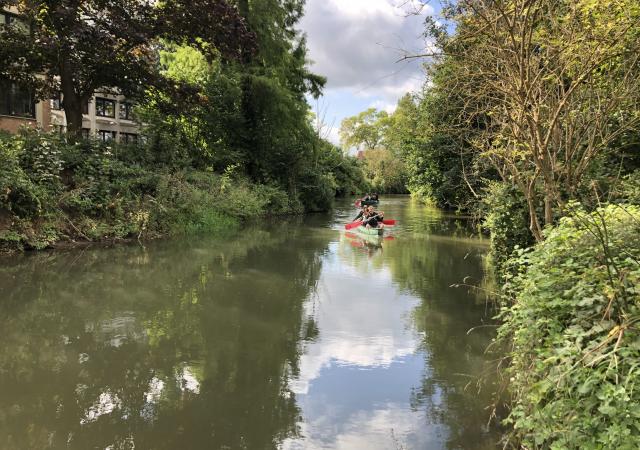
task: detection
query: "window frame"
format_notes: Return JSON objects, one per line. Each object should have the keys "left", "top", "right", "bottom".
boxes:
{"left": 0, "top": 78, "right": 36, "bottom": 118}
{"left": 95, "top": 97, "right": 116, "bottom": 118}
{"left": 51, "top": 92, "right": 63, "bottom": 111}
{"left": 97, "top": 130, "right": 117, "bottom": 142}
{"left": 120, "top": 132, "right": 138, "bottom": 144}
{"left": 119, "top": 102, "right": 134, "bottom": 121}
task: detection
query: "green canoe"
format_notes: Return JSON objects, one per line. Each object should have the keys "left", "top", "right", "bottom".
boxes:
{"left": 356, "top": 225, "right": 385, "bottom": 236}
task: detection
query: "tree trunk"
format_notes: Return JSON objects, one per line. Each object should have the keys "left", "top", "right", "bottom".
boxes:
{"left": 544, "top": 189, "right": 554, "bottom": 226}
{"left": 60, "top": 64, "right": 84, "bottom": 139}
{"left": 526, "top": 190, "right": 543, "bottom": 242}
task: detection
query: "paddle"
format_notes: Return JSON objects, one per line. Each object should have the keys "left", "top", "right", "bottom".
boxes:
{"left": 344, "top": 216, "right": 395, "bottom": 230}
{"left": 345, "top": 220, "right": 363, "bottom": 230}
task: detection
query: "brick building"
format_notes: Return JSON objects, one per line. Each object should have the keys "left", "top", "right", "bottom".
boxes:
{"left": 1, "top": 7, "right": 140, "bottom": 142}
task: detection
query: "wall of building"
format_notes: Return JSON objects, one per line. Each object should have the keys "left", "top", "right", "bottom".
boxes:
{"left": 0, "top": 115, "right": 38, "bottom": 134}
{"left": 1, "top": 93, "right": 140, "bottom": 141}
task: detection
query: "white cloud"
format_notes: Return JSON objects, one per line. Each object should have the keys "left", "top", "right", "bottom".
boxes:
{"left": 369, "top": 100, "right": 397, "bottom": 114}
{"left": 282, "top": 404, "right": 446, "bottom": 450}
{"left": 290, "top": 260, "right": 422, "bottom": 395}
{"left": 300, "top": 0, "right": 432, "bottom": 102}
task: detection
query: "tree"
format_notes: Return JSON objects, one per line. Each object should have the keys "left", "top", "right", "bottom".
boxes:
{"left": 0, "top": 0, "right": 255, "bottom": 136}
{"left": 422, "top": 0, "right": 640, "bottom": 240}
{"left": 339, "top": 108, "right": 390, "bottom": 151}
{"left": 362, "top": 147, "right": 407, "bottom": 193}
{"left": 339, "top": 106, "right": 410, "bottom": 193}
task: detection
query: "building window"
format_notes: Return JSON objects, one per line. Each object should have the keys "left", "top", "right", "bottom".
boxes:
{"left": 0, "top": 78, "right": 35, "bottom": 118}
{"left": 1, "top": 11, "right": 16, "bottom": 26}
{"left": 95, "top": 97, "right": 115, "bottom": 118}
{"left": 81, "top": 128, "right": 91, "bottom": 139}
{"left": 82, "top": 99, "right": 90, "bottom": 115}
{"left": 120, "top": 132, "right": 138, "bottom": 144}
{"left": 97, "top": 130, "right": 116, "bottom": 142}
{"left": 1, "top": 10, "right": 30, "bottom": 32}
{"left": 51, "top": 92, "right": 63, "bottom": 110}
{"left": 119, "top": 102, "right": 134, "bottom": 120}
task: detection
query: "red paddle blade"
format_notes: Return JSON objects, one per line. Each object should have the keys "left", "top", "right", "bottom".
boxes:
{"left": 344, "top": 220, "right": 363, "bottom": 230}
{"left": 382, "top": 219, "right": 396, "bottom": 225}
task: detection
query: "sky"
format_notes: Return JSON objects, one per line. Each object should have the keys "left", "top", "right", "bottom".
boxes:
{"left": 299, "top": 0, "right": 436, "bottom": 145}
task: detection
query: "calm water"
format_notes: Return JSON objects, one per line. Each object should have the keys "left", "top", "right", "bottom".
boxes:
{"left": 0, "top": 196, "right": 502, "bottom": 450}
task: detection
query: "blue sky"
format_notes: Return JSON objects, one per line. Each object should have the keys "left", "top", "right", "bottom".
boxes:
{"left": 299, "top": 0, "right": 437, "bottom": 144}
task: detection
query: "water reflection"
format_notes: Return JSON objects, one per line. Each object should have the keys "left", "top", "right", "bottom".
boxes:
{"left": 0, "top": 197, "right": 501, "bottom": 450}
{"left": 0, "top": 223, "right": 332, "bottom": 449}
{"left": 284, "top": 197, "right": 500, "bottom": 450}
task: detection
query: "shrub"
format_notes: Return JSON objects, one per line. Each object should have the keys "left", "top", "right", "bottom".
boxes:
{"left": 497, "top": 204, "right": 640, "bottom": 449}
{"left": 616, "top": 170, "right": 640, "bottom": 205}
{"left": 483, "top": 181, "right": 535, "bottom": 278}
{"left": 0, "top": 129, "right": 325, "bottom": 251}
{"left": 0, "top": 138, "right": 42, "bottom": 218}
{"left": 297, "top": 170, "right": 336, "bottom": 212}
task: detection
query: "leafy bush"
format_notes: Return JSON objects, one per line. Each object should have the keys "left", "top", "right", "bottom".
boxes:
{"left": 483, "top": 181, "right": 535, "bottom": 278}
{"left": 297, "top": 169, "right": 336, "bottom": 213}
{"left": 0, "top": 138, "right": 42, "bottom": 218}
{"left": 616, "top": 170, "right": 640, "bottom": 204}
{"left": 498, "top": 204, "right": 640, "bottom": 449}
{"left": 0, "top": 122, "right": 352, "bottom": 251}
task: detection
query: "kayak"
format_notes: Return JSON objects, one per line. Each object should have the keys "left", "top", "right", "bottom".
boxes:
{"left": 356, "top": 225, "right": 384, "bottom": 236}
{"left": 355, "top": 199, "right": 379, "bottom": 207}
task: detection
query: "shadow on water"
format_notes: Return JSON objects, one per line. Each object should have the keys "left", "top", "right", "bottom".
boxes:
{"left": 0, "top": 196, "right": 503, "bottom": 450}
{"left": 0, "top": 223, "right": 334, "bottom": 450}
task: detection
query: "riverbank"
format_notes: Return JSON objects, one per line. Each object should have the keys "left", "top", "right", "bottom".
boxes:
{"left": 0, "top": 131, "right": 363, "bottom": 254}
{"left": 0, "top": 167, "right": 300, "bottom": 253}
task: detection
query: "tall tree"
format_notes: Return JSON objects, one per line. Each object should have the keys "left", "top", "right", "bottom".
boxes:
{"left": 424, "top": 0, "right": 640, "bottom": 240}
{"left": 0, "top": 0, "right": 255, "bottom": 136}
{"left": 231, "top": 0, "right": 326, "bottom": 184}
{"left": 339, "top": 108, "right": 390, "bottom": 152}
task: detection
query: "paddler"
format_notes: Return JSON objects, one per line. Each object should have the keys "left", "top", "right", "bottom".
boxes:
{"left": 362, "top": 205, "right": 384, "bottom": 228}
{"left": 353, "top": 205, "right": 367, "bottom": 222}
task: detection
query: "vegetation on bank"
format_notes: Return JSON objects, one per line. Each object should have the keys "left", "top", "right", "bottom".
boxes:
{"left": 0, "top": 129, "right": 364, "bottom": 252}
{"left": 498, "top": 205, "right": 640, "bottom": 448}
{"left": 0, "top": 0, "right": 369, "bottom": 252}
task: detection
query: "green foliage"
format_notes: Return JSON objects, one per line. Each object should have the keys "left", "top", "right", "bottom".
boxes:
{"left": 361, "top": 147, "right": 407, "bottom": 194}
{"left": 397, "top": 64, "right": 491, "bottom": 210}
{"left": 497, "top": 204, "right": 640, "bottom": 449}
{"left": 0, "top": 0, "right": 253, "bottom": 134}
{"left": 339, "top": 108, "right": 389, "bottom": 151}
{"left": 137, "top": 2, "right": 359, "bottom": 207}
{"left": 0, "top": 0, "right": 367, "bottom": 253}
{"left": 0, "top": 138, "right": 42, "bottom": 218}
{"left": 0, "top": 131, "right": 301, "bottom": 251}
{"left": 338, "top": 103, "right": 409, "bottom": 194}
{"left": 316, "top": 141, "right": 367, "bottom": 197}
{"left": 616, "top": 170, "right": 640, "bottom": 205}
{"left": 483, "top": 182, "right": 535, "bottom": 278}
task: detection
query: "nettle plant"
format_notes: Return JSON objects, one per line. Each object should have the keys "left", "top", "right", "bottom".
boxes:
{"left": 497, "top": 204, "right": 640, "bottom": 449}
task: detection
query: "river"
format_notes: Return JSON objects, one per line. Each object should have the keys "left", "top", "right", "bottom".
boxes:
{"left": 0, "top": 196, "right": 503, "bottom": 449}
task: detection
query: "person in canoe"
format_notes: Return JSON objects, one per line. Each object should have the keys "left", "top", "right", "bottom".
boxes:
{"left": 353, "top": 205, "right": 367, "bottom": 222}
{"left": 362, "top": 205, "right": 384, "bottom": 228}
